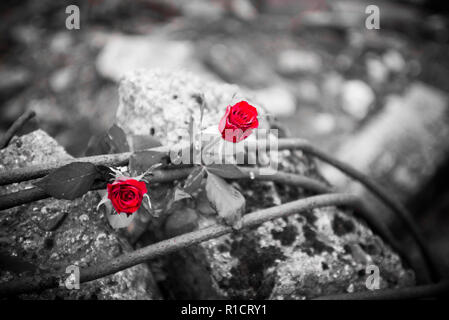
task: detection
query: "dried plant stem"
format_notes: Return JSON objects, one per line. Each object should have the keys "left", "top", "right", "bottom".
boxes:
{"left": 314, "top": 280, "right": 449, "bottom": 300}
{"left": 0, "top": 193, "right": 394, "bottom": 297}
{"left": 0, "top": 109, "right": 36, "bottom": 149}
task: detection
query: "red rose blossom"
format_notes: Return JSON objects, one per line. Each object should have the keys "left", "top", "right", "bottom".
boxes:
{"left": 218, "top": 101, "right": 259, "bottom": 143}
{"left": 107, "top": 179, "right": 147, "bottom": 215}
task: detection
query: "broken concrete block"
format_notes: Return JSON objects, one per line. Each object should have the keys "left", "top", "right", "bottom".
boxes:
{"left": 116, "top": 69, "right": 414, "bottom": 299}
{"left": 0, "top": 130, "right": 161, "bottom": 299}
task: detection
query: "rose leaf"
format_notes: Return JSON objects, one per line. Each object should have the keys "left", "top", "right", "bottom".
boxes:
{"left": 205, "top": 172, "right": 245, "bottom": 229}
{"left": 34, "top": 162, "right": 100, "bottom": 200}
{"left": 173, "top": 187, "right": 192, "bottom": 202}
{"left": 183, "top": 166, "right": 205, "bottom": 195}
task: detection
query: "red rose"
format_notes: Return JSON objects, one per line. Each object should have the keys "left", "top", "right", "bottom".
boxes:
{"left": 218, "top": 101, "right": 259, "bottom": 143}
{"left": 107, "top": 179, "right": 147, "bottom": 215}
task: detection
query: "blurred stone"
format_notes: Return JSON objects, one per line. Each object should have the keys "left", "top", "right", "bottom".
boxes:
{"left": 50, "top": 32, "right": 74, "bottom": 55}
{"left": 96, "top": 34, "right": 210, "bottom": 82}
{"left": 341, "top": 80, "right": 375, "bottom": 120}
{"left": 28, "top": 99, "right": 65, "bottom": 124}
{"left": 181, "top": 0, "right": 224, "bottom": 20}
{"left": 49, "top": 67, "right": 75, "bottom": 92}
{"left": 0, "top": 130, "right": 161, "bottom": 299}
{"left": 296, "top": 80, "right": 320, "bottom": 104}
{"left": 313, "top": 113, "right": 336, "bottom": 134}
{"left": 200, "top": 40, "right": 277, "bottom": 88}
{"left": 10, "top": 25, "right": 42, "bottom": 46}
{"left": 321, "top": 72, "right": 343, "bottom": 109}
{"left": 230, "top": 0, "right": 257, "bottom": 21}
{"left": 116, "top": 69, "right": 414, "bottom": 299}
{"left": 277, "top": 49, "right": 322, "bottom": 76}
{"left": 324, "top": 83, "right": 449, "bottom": 207}
{"left": 366, "top": 57, "right": 389, "bottom": 85}
{"left": 383, "top": 50, "right": 406, "bottom": 73}
{"left": 0, "top": 67, "right": 31, "bottom": 97}
{"left": 254, "top": 86, "right": 296, "bottom": 117}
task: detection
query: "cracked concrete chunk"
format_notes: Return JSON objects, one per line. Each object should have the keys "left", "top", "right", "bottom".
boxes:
{"left": 0, "top": 130, "right": 161, "bottom": 299}
{"left": 116, "top": 69, "right": 415, "bottom": 299}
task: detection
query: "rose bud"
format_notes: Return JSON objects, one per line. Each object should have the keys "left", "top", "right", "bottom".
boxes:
{"left": 218, "top": 101, "right": 259, "bottom": 143}
{"left": 107, "top": 179, "right": 147, "bottom": 216}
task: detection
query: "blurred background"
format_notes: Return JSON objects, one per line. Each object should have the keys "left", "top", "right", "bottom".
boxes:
{"left": 1, "top": 0, "right": 449, "bottom": 272}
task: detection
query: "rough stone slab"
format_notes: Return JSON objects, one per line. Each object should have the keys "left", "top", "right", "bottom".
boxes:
{"left": 323, "top": 83, "right": 449, "bottom": 221}
{"left": 116, "top": 70, "right": 415, "bottom": 299}
{"left": 0, "top": 130, "right": 160, "bottom": 299}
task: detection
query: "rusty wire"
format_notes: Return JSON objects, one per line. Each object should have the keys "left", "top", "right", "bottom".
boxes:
{"left": 0, "top": 193, "right": 400, "bottom": 297}
{"left": 0, "top": 168, "right": 329, "bottom": 210}
{"left": 0, "top": 138, "right": 442, "bottom": 298}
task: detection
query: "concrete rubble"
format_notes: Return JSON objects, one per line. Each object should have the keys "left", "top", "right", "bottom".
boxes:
{"left": 0, "top": 130, "right": 161, "bottom": 299}
{"left": 116, "top": 69, "right": 415, "bottom": 299}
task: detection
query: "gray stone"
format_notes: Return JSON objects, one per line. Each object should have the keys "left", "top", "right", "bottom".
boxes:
{"left": 277, "top": 49, "right": 322, "bottom": 76}
{"left": 383, "top": 50, "right": 406, "bottom": 73}
{"left": 366, "top": 57, "right": 389, "bottom": 85}
{"left": 181, "top": 0, "right": 224, "bottom": 20}
{"left": 341, "top": 80, "right": 375, "bottom": 120}
{"left": 198, "top": 40, "right": 277, "bottom": 88}
{"left": 96, "top": 34, "right": 213, "bottom": 83}
{"left": 323, "top": 83, "right": 449, "bottom": 221}
{"left": 0, "top": 67, "right": 31, "bottom": 96}
{"left": 253, "top": 86, "right": 296, "bottom": 117}
{"left": 0, "top": 130, "right": 161, "bottom": 299}
{"left": 49, "top": 67, "right": 75, "bottom": 92}
{"left": 116, "top": 69, "right": 414, "bottom": 299}
{"left": 229, "top": 0, "right": 257, "bottom": 21}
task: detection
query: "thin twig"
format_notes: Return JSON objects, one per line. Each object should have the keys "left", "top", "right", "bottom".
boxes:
{"left": 0, "top": 109, "right": 36, "bottom": 149}
{"left": 0, "top": 193, "right": 391, "bottom": 297}
{"left": 0, "top": 168, "right": 329, "bottom": 211}
{"left": 314, "top": 280, "right": 449, "bottom": 300}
